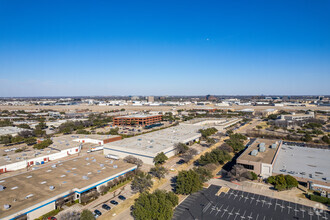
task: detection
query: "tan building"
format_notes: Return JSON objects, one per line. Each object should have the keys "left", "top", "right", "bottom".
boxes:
{"left": 236, "top": 139, "right": 282, "bottom": 178}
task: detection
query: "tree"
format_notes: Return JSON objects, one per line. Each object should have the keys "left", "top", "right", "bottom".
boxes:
{"left": 181, "top": 148, "right": 198, "bottom": 162}
{"left": 198, "top": 149, "right": 231, "bottom": 166}
{"left": 17, "top": 124, "right": 31, "bottom": 129}
{"left": 226, "top": 133, "right": 247, "bottom": 152}
{"left": 153, "top": 152, "right": 168, "bottom": 165}
{"left": 131, "top": 172, "right": 153, "bottom": 193}
{"left": 33, "top": 139, "right": 53, "bottom": 149}
{"left": 175, "top": 142, "right": 189, "bottom": 155}
{"left": 58, "top": 211, "right": 80, "bottom": 220}
{"left": 321, "top": 135, "right": 330, "bottom": 144}
{"left": 175, "top": 170, "right": 203, "bottom": 195}
{"left": 302, "top": 133, "right": 312, "bottom": 142}
{"left": 193, "top": 167, "right": 213, "bottom": 183}
{"left": 150, "top": 166, "right": 168, "bottom": 179}
{"left": 132, "top": 190, "right": 178, "bottom": 220}
{"left": 25, "top": 137, "right": 37, "bottom": 145}
{"left": 123, "top": 155, "right": 143, "bottom": 168}
{"left": 250, "top": 172, "right": 258, "bottom": 180}
{"left": 285, "top": 175, "right": 298, "bottom": 189}
{"left": 267, "top": 174, "right": 298, "bottom": 191}
{"left": 80, "top": 209, "right": 95, "bottom": 220}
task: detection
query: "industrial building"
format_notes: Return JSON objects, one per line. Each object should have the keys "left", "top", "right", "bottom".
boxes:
{"left": 104, "top": 124, "right": 203, "bottom": 164}
{"left": 182, "top": 118, "right": 241, "bottom": 131}
{"left": 272, "top": 144, "right": 330, "bottom": 192}
{"left": 113, "top": 114, "right": 162, "bottom": 126}
{"left": 0, "top": 155, "right": 137, "bottom": 220}
{"left": 0, "top": 134, "right": 121, "bottom": 173}
{"left": 0, "top": 126, "right": 32, "bottom": 137}
{"left": 236, "top": 139, "right": 282, "bottom": 178}
{"left": 279, "top": 111, "right": 315, "bottom": 121}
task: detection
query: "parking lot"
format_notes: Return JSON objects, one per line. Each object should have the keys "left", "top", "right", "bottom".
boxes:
{"left": 173, "top": 185, "right": 329, "bottom": 220}
{"left": 90, "top": 192, "right": 129, "bottom": 217}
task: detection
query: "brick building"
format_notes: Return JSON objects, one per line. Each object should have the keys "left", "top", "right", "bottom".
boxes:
{"left": 113, "top": 114, "right": 162, "bottom": 126}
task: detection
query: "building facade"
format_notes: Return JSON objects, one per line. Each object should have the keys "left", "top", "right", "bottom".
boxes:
{"left": 113, "top": 114, "right": 162, "bottom": 126}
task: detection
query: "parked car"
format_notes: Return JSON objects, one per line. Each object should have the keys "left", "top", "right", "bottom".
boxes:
{"left": 118, "top": 195, "right": 126, "bottom": 200}
{"left": 102, "top": 204, "right": 111, "bottom": 210}
{"left": 47, "top": 217, "right": 57, "bottom": 220}
{"left": 110, "top": 200, "right": 119, "bottom": 205}
{"left": 94, "top": 209, "right": 102, "bottom": 216}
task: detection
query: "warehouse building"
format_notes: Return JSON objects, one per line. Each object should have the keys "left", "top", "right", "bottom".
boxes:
{"left": 0, "top": 134, "right": 121, "bottom": 173}
{"left": 182, "top": 118, "right": 241, "bottom": 131}
{"left": 113, "top": 114, "right": 162, "bottom": 126}
{"left": 273, "top": 144, "right": 330, "bottom": 192}
{"left": 279, "top": 111, "right": 314, "bottom": 121}
{"left": 0, "top": 126, "right": 32, "bottom": 137}
{"left": 104, "top": 124, "right": 202, "bottom": 164}
{"left": 0, "top": 155, "right": 137, "bottom": 220}
{"left": 236, "top": 139, "right": 283, "bottom": 178}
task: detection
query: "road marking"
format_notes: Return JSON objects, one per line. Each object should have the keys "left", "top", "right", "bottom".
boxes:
{"left": 240, "top": 210, "right": 246, "bottom": 219}
{"left": 227, "top": 207, "right": 235, "bottom": 219}
{"left": 250, "top": 194, "right": 255, "bottom": 204}
{"left": 256, "top": 195, "right": 260, "bottom": 206}
{"left": 233, "top": 209, "right": 240, "bottom": 220}
{"left": 247, "top": 212, "right": 253, "bottom": 220}
{"left": 221, "top": 205, "right": 229, "bottom": 218}
{"left": 244, "top": 192, "right": 250, "bottom": 203}
{"left": 202, "top": 202, "right": 211, "bottom": 213}
{"left": 255, "top": 214, "right": 259, "bottom": 220}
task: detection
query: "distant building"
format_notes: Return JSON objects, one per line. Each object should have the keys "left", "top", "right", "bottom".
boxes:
{"left": 113, "top": 114, "right": 162, "bottom": 126}
{"left": 280, "top": 112, "right": 314, "bottom": 121}
{"left": 206, "top": 95, "right": 217, "bottom": 101}
{"left": 0, "top": 126, "right": 31, "bottom": 137}
{"left": 147, "top": 96, "right": 154, "bottom": 103}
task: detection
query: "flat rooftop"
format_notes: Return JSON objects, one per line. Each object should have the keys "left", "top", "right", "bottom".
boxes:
{"left": 114, "top": 114, "right": 161, "bottom": 119}
{"left": 105, "top": 124, "right": 203, "bottom": 154}
{"left": 237, "top": 139, "right": 280, "bottom": 164}
{"left": 273, "top": 145, "right": 330, "bottom": 183}
{"left": 0, "top": 135, "right": 120, "bottom": 166}
{"left": 0, "top": 154, "right": 136, "bottom": 219}
{"left": 0, "top": 126, "right": 31, "bottom": 136}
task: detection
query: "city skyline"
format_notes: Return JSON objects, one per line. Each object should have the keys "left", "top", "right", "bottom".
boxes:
{"left": 0, "top": 0, "right": 330, "bottom": 97}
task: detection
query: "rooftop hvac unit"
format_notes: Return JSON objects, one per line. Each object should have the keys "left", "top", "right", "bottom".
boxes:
{"left": 4, "top": 204, "right": 11, "bottom": 210}
{"left": 271, "top": 144, "right": 277, "bottom": 149}
{"left": 82, "top": 176, "right": 89, "bottom": 180}
{"left": 259, "top": 143, "right": 265, "bottom": 148}
{"left": 0, "top": 185, "right": 5, "bottom": 191}
{"left": 49, "top": 186, "right": 55, "bottom": 190}
{"left": 251, "top": 149, "right": 258, "bottom": 156}
{"left": 113, "top": 165, "right": 118, "bottom": 169}
{"left": 259, "top": 146, "right": 266, "bottom": 152}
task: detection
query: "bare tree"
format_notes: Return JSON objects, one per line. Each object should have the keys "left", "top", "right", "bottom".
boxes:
{"left": 58, "top": 211, "right": 80, "bottom": 220}
{"left": 124, "top": 155, "right": 143, "bottom": 168}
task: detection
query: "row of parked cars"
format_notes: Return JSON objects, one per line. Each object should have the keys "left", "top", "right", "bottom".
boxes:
{"left": 93, "top": 195, "right": 126, "bottom": 218}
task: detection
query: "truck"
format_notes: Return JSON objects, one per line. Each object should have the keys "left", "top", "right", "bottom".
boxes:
{"left": 105, "top": 154, "right": 119, "bottom": 160}
{"left": 87, "top": 145, "right": 104, "bottom": 153}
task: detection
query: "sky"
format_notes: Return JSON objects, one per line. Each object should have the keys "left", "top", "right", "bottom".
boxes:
{"left": 0, "top": 0, "right": 329, "bottom": 97}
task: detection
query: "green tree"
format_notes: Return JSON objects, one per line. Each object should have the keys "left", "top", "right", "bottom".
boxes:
{"left": 132, "top": 190, "right": 178, "bottom": 220}
{"left": 193, "top": 167, "right": 213, "bottom": 183}
{"left": 321, "top": 135, "right": 330, "bottom": 144}
{"left": 33, "top": 139, "right": 53, "bottom": 150}
{"left": 176, "top": 170, "right": 203, "bottom": 195}
{"left": 17, "top": 124, "right": 31, "bottom": 129}
{"left": 131, "top": 172, "right": 153, "bottom": 193}
{"left": 250, "top": 172, "right": 258, "bottom": 180}
{"left": 153, "top": 152, "right": 168, "bottom": 165}
{"left": 302, "top": 133, "right": 312, "bottom": 142}
{"left": 80, "top": 209, "right": 95, "bottom": 220}
{"left": 285, "top": 175, "right": 298, "bottom": 189}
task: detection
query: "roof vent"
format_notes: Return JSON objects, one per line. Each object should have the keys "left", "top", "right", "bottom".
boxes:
{"left": 49, "top": 186, "right": 55, "bottom": 190}
{"left": 113, "top": 165, "right": 118, "bottom": 169}
{"left": 251, "top": 149, "right": 258, "bottom": 156}
{"left": 82, "top": 176, "right": 89, "bottom": 180}
{"left": 4, "top": 204, "right": 11, "bottom": 210}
